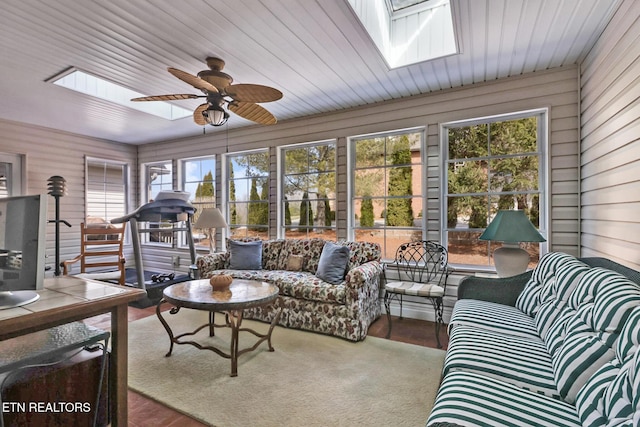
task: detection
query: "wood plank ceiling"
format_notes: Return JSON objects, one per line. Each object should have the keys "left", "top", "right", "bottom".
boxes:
{"left": 0, "top": 0, "right": 621, "bottom": 144}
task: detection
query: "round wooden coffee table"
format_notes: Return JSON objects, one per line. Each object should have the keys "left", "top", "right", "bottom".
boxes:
{"left": 156, "top": 279, "right": 281, "bottom": 377}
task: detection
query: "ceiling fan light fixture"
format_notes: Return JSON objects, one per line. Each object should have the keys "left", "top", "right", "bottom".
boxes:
{"left": 202, "top": 105, "right": 229, "bottom": 126}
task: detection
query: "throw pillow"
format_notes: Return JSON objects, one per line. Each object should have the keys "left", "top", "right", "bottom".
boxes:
{"left": 287, "top": 254, "right": 304, "bottom": 272}
{"left": 228, "top": 240, "right": 263, "bottom": 270}
{"left": 316, "top": 242, "right": 350, "bottom": 285}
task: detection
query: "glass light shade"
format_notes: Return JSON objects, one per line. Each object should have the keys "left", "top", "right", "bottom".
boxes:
{"left": 202, "top": 105, "right": 229, "bottom": 126}
{"left": 479, "top": 210, "right": 546, "bottom": 243}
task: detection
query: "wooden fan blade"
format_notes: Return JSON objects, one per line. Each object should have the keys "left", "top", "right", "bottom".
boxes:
{"left": 131, "top": 94, "right": 201, "bottom": 102}
{"left": 223, "top": 84, "right": 283, "bottom": 103}
{"left": 168, "top": 67, "right": 219, "bottom": 93}
{"left": 228, "top": 102, "right": 277, "bottom": 125}
{"left": 193, "top": 103, "right": 209, "bottom": 126}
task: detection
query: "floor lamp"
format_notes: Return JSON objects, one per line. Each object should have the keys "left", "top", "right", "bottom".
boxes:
{"left": 193, "top": 207, "right": 228, "bottom": 253}
{"left": 479, "top": 210, "right": 546, "bottom": 277}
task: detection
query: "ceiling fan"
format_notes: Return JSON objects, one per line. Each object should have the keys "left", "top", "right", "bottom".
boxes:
{"left": 131, "top": 57, "right": 283, "bottom": 126}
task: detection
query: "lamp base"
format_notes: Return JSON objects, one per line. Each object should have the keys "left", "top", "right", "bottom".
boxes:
{"left": 493, "top": 245, "right": 530, "bottom": 278}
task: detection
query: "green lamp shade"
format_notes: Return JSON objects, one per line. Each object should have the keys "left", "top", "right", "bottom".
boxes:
{"left": 479, "top": 210, "right": 546, "bottom": 243}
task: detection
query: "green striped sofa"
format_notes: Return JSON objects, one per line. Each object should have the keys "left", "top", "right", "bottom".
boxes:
{"left": 427, "top": 252, "right": 640, "bottom": 427}
{"left": 196, "top": 238, "right": 383, "bottom": 341}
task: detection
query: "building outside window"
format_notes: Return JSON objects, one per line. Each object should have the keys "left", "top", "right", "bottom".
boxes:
{"left": 143, "top": 160, "right": 173, "bottom": 245}
{"left": 86, "top": 158, "right": 128, "bottom": 224}
{"left": 226, "top": 150, "right": 270, "bottom": 239}
{"left": 442, "top": 109, "right": 547, "bottom": 269}
{"left": 181, "top": 156, "right": 216, "bottom": 250}
{"left": 350, "top": 129, "right": 425, "bottom": 259}
{"left": 280, "top": 141, "right": 336, "bottom": 239}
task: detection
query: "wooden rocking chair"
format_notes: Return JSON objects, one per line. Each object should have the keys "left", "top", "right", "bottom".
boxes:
{"left": 62, "top": 222, "right": 127, "bottom": 285}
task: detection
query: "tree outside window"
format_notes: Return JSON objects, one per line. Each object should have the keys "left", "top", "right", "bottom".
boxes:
{"left": 351, "top": 130, "right": 424, "bottom": 259}
{"left": 281, "top": 142, "right": 336, "bottom": 239}
{"left": 227, "top": 150, "right": 270, "bottom": 239}
{"left": 444, "top": 112, "right": 546, "bottom": 268}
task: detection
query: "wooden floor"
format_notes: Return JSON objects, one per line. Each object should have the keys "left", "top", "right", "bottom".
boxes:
{"left": 87, "top": 305, "right": 449, "bottom": 427}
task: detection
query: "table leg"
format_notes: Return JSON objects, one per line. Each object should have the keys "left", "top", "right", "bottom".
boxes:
{"left": 227, "top": 310, "right": 243, "bottom": 377}
{"left": 156, "top": 299, "right": 177, "bottom": 357}
{"left": 111, "top": 303, "right": 128, "bottom": 427}
{"left": 209, "top": 311, "right": 215, "bottom": 337}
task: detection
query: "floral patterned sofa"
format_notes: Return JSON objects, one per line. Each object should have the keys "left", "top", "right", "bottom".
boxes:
{"left": 196, "top": 238, "right": 383, "bottom": 341}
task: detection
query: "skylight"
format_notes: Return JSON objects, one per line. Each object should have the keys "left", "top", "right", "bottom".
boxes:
{"left": 389, "top": 0, "right": 428, "bottom": 12}
{"left": 349, "top": 0, "right": 458, "bottom": 68}
{"left": 48, "top": 68, "right": 192, "bottom": 121}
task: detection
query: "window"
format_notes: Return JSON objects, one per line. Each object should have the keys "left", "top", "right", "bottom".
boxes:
{"left": 442, "top": 110, "right": 547, "bottom": 269}
{"left": 226, "top": 150, "right": 270, "bottom": 239}
{"left": 181, "top": 156, "right": 216, "bottom": 250}
{"left": 144, "top": 160, "right": 173, "bottom": 245}
{"left": 350, "top": 129, "right": 425, "bottom": 259}
{"left": 0, "top": 153, "right": 24, "bottom": 197}
{"left": 280, "top": 141, "right": 336, "bottom": 239}
{"left": 86, "top": 158, "right": 128, "bottom": 223}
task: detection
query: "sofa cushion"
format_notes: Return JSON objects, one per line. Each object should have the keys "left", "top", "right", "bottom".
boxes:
{"left": 449, "top": 299, "right": 539, "bottom": 339}
{"left": 516, "top": 281, "right": 543, "bottom": 316}
{"left": 286, "top": 254, "right": 304, "bottom": 271}
{"left": 444, "top": 324, "right": 559, "bottom": 398}
{"left": 427, "top": 371, "right": 582, "bottom": 427}
{"left": 262, "top": 239, "right": 285, "bottom": 270}
{"left": 209, "top": 268, "right": 272, "bottom": 283}
{"left": 553, "top": 311, "right": 617, "bottom": 403}
{"left": 208, "top": 269, "right": 348, "bottom": 305}
{"left": 336, "top": 240, "right": 381, "bottom": 270}
{"left": 228, "top": 240, "right": 262, "bottom": 270}
{"left": 552, "top": 268, "right": 640, "bottom": 403}
{"left": 516, "top": 252, "right": 578, "bottom": 316}
{"left": 532, "top": 251, "right": 578, "bottom": 286}
{"left": 225, "top": 237, "right": 284, "bottom": 270}
{"left": 534, "top": 261, "right": 590, "bottom": 347}
{"left": 269, "top": 270, "right": 347, "bottom": 304}
{"left": 316, "top": 242, "right": 350, "bottom": 285}
{"left": 276, "top": 239, "right": 325, "bottom": 273}
{"left": 575, "top": 307, "right": 640, "bottom": 425}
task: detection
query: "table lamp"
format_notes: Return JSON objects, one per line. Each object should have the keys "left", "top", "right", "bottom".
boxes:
{"left": 193, "top": 207, "right": 228, "bottom": 253}
{"left": 479, "top": 210, "right": 546, "bottom": 277}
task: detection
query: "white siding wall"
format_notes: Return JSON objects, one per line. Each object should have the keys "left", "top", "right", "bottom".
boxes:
{"left": 139, "top": 66, "right": 580, "bottom": 322}
{"left": 580, "top": 0, "right": 640, "bottom": 270}
{"left": 0, "top": 118, "right": 137, "bottom": 276}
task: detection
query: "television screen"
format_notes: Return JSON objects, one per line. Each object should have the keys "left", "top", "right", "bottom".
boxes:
{"left": 0, "top": 194, "right": 47, "bottom": 309}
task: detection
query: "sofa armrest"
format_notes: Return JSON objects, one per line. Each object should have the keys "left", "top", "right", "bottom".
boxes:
{"left": 345, "top": 260, "right": 384, "bottom": 290}
{"left": 457, "top": 270, "right": 532, "bottom": 306}
{"left": 196, "top": 252, "right": 229, "bottom": 277}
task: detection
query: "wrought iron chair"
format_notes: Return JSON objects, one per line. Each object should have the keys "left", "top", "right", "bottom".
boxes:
{"left": 62, "top": 222, "right": 127, "bottom": 285}
{"left": 383, "top": 241, "right": 451, "bottom": 348}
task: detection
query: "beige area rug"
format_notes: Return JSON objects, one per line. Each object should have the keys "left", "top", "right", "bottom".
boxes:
{"left": 128, "top": 310, "right": 445, "bottom": 427}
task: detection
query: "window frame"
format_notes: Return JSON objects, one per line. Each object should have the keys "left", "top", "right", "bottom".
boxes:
{"left": 85, "top": 157, "right": 130, "bottom": 224}
{"left": 277, "top": 139, "right": 337, "bottom": 239}
{"left": 224, "top": 149, "right": 270, "bottom": 239}
{"left": 141, "top": 159, "right": 174, "bottom": 247}
{"left": 179, "top": 155, "right": 217, "bottom": 250}
{"left": 348, "top": 127, "right": 427, "bottom": 260}
{"left": 440, "top": 108, "right": 549, "bottom": 272}
{"left": 0, "top": 152, "right": 25, "bottom": 197}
